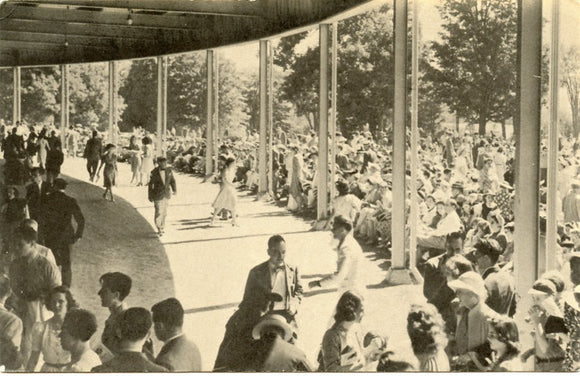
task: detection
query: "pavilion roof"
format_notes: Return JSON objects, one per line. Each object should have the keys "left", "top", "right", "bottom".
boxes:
{"left": 0, "top": 0, "right": 373, "bottom": 67}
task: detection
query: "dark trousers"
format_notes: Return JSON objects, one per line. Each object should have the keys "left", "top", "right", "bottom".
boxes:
{"left": 87, "top": 158, "right": 99, "bottom": 180}
{"left": 49, "top": 242, "right": 72, "bottom": 287}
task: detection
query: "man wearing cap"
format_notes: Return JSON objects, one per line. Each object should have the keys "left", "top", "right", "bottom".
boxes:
{"left": 471, "top": 239, "right": 516, "bottom": 316}
{"left": 214, "top": 235, "right": 302, "bottom": 371}
{"left": 247, "top": 313, "right": 312, "bottom": 371}
{"left": 148, "top": 157, "right": 177, "bottom": 237}
{"left": 309, "top": 215, "right": 364, "bottom": 294}
{"left": 42, "top": 178, "right": 85, "bottom": 287}
{"left": 562, "top": 180, "right": 580, "bottom": 223}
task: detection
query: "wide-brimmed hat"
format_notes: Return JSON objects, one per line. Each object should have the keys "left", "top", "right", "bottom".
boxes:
{"left": 528, "top": 279, "right": 557, "bottom": 296}
{"left": 448, "top": 271, "right": 487, "bottom": 298}
{"left": 252, "top": 314, "right": 293, "bottom": 341}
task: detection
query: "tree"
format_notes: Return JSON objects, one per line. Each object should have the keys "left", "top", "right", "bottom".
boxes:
{"left": 118, "top": 59, "right": 158, "bottom": 132}
{"left": 425, "top": 0, "right": 518, "bottom": 135}
{"left": 562, "top": 46, "right": 580, "bottom": 137}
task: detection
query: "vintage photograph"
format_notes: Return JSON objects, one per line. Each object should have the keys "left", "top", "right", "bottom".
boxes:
{"left": 0, "top": 0, "right": 579, "bottom": 372}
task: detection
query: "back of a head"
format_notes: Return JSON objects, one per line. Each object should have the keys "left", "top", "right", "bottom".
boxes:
{"left": 100, "top": 272, "right": 132, "bottom": 301}
{"left": 64, "top": 309, "right": 98, "bottom": 341}
{"left": 92, "top": 130, "right": 98, "bottom": 138}
{"left": 334, "top": 290, "right": 363, "bottom": 323}
{"left": 119, "top": 307, "right": 152, "bottom": 342}
{"left": 336, "top": 180, "right": 350, "bottom": 196}
{"left": 151, "top": 298, "right": 184, "bottom": 329}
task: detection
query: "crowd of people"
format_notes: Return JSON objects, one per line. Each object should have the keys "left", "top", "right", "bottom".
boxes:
{"left": 3, "top": 117, "right": 580, "bottom": 372}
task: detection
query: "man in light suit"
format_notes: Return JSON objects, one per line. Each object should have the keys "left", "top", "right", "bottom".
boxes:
{"left": 148, "top": 157, "right": 176, "bottom": 237}
{"left": 152, "top": 298, "right": 201, "bottom": 371}
{"left": 214, "top": 235, "right": 303, "bottom": 371}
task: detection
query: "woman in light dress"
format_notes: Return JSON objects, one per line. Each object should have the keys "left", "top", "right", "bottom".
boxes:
{"left": 210, "top": 157, "right": 238, "bottom": 226}
{"left": 141, "top": 136, "right": 155, "bottom": 186}
{"left": 27, "top": 286, "right": 78, "bottom": 372}
{"left": 128, "top": 135, "right": 142, "bottom": 185}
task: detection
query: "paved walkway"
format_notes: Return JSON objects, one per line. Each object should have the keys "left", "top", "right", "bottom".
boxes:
{"left": 15, "top": 157, "right": 425, "bottom": 370}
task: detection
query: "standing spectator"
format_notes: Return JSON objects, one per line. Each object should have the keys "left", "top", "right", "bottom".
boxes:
{"left": 214, "top": 235, "right": 303, "bottom": 371}
{"left": 45, "top": 141, "right": 64, "bottom": 185}
{"left": 128, "top": 135, "right": 142, "bottom": 186}
{"left": 562, "top": 180, "right": 580, "bottom": 223}
{"left": 65, "top": 125, "right": 79, "bottom": 158}
{"left": 37, "top": 130, "right": 50, "bottom": 170}
{"left": 248, "top": 313, "right": 313, "bottom": 371}
{"left": 0, "top": 275, "right": 23, "bottom": 361}
{"left": 97, "top": 272, "right": 131, "bottom": 358}
{"left": 407, "top": 303, "right": 450, "bottom": 371}
{"left": 1, "top": 186, "right": 29, "bottom": 254}
{"left": 210, "top": 156, "right": 238, "bottom": 227}
{"left": 60, "top": 309, "right": 101, "bottom": 372}
{"left": 42, "top": 178, "right": 84, "bottom": 287}
{"left": 472, "top": 239, "right": 517, "bottom": 316}
{"left": 148, "top": 157, "right": 176, "bottom": 237}
{"left": 141, "top": 136, "right": 155, "bottom": 186}
{"left": 151, "top": 298, "right": 201, "bottom": 371}
{"left": 309, "top": 215, "right": 364, "bottom": 295}
{"left": 27, "top": 286, "right": 77, "bottom": 371}
{"left": 91, "top": 308, "right": 167, "bottom": 372}
{"left": 83, "top": 130, "right": 102, "bottom": 182}
{"left": 26, "top": 168, "right": 51, "bottom": 239}
{"left": 3, "top": 127, "right": 25, "bottom": 160}
{"left": 96, "top": 144, "right": 118, "bottom": 202}
{"left": 423, "top": 231, "right": 464, "bottom": 335}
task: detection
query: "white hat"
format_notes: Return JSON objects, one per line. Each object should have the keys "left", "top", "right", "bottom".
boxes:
{"left": 448, "top": 271, "right": 487, "bottom": 299}
{"left": 252, "top": 314, "right": 293, "bottom": 341}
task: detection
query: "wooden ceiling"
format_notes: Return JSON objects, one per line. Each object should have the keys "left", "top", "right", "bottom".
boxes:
{"left": 0, "top": 0, "right": 373, "bottom": 67}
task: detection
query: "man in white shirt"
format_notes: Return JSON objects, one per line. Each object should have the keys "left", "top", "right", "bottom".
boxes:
{"left": 309, "top": 215, "right": 364, "bottom": 295}
{"left": 60, "top": 309, "right": 101, "bottom": 372}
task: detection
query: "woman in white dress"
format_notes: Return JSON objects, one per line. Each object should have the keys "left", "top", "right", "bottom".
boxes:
{"left": 141, "top": 136, "right": 155, "bottom": 186}
{"left": 210, "top": 157, "right": 238, "bottom": 226}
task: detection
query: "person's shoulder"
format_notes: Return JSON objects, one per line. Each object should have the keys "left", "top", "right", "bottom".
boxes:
{"left": 0, "top": 308, "right": 22, "bottom": 327}
{"left": 250, "top": 261, "right": 270, "bottom": 274}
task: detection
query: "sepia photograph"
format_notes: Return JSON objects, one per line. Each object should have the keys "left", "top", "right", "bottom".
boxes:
{"left": 0, "top": 0, "right": 580, "bottom": 372}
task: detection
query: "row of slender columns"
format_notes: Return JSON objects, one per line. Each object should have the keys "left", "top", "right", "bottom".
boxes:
{"left": 156, "top": 56, "right": 168, "bottom": 157}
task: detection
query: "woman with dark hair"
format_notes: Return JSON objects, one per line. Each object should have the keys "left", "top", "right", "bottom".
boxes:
{"left": 210, "top": 156, "right": 238, "bottom": 226}
{"left": 407, "top": 303, "right": 449, "bottom": 371}
{"left": 128, "top": 135, "right": 142, "bottom": 186}
{"left": 486, "top": 316, "right": 522, "bottom": 371}
{"left": 318, "top": 291, "right": 385, "bottom": 371}
{"left": 27, "top": 286, "right": 78, "bottom": 371}
{"left": 141, "top": 136, "right": 155, "bottom": 185}
{"left": 96, "top": 144, "right": 117, "bottom": 202}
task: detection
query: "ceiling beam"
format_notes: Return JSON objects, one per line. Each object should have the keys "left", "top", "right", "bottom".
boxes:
{"left": 9, "top": 0, "right": 265, "bottom": 17}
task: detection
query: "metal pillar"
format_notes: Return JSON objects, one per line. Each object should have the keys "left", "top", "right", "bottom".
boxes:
{"left": 545, "top": 0, "right": 560, "bottom": 272}
{"left": 514, "top": 0, "right": 542, "bottom": 310}
{"left": 60, "top": 65, "right": 68, "bottom": 149}
{"left": 268, "top": 42, "right": 275, "bottom": 197}
{"left": 156, "top": 56, "right": 167, "bottom": 158}
{"left": 205, "top": 50, "right": 214, "bottom": 176}
{"left": 386, "top": 0, "right": 414, "bottom": 285}
{"left": 258, "top": 40, "right": 269, "bottom": 196}
{"left": 329, "top": 22, "right": 338, "bottom": 207}
{"left": 13, "top": 67, "right": 21, "bottom": 126}
{"left": 108, "top": 61, "right": 117, "bottom": 145}
{"left": 318, "top": 24, "right": 330, "bottom": 221}
{"left": 213, "top": 52, "right": 219, "bottom": 163}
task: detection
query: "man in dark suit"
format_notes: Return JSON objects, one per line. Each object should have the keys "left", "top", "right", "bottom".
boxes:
{"left": 92, "top": 308, "right": 167, "bottom": 372}
{"left": 42, "top": 178, "right": 85, "bottom": 287}
{"left": 26, "top": 168, "right": 52, "bottom": 242}
{"left": 83, "top": 130, "right": 102, "bottom": 182}
{"left": 214, "top": 235, "right": 303, "bottom": 371}
{"left": 148, "top": 157, "right": 176, "bottom": 237}
{"left": 152, "top": 298, "right": 201, "bottom": 371}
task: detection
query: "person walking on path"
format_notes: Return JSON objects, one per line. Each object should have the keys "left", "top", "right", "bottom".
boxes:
{"left": 128, "top": 135, "right": 142, "bottom": 186}
{"left": 83, "top": 130, "right": 102, "bottom": 182}
{"left": 96, "top": 144, "right": 118, "bottom": 202}
{"left": 148, "top": 157, "right": 176, "bottom": 237}
{"left": 210, "top": 156, "right": 238, "bottom": 226}
{"left": 42, "top": 178, "right": 85, "bottom": 287}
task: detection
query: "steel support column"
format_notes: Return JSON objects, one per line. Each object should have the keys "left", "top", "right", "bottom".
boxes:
{"left": 156, "top": 56, "right": 168, "bottom": 157}
{"left": 60, "top": 65, "right": 68, "bottom": 149}
{"left": 268, "top": 42, "right": 275, "bottom": 197}
{"left": 317, "top": 24, "right": 330, "bottom": 221}
{"left": 213, "top": 52, "right": 219, "bottom": 164}
{"left": 386, "top": 0, "right": 414, "bottom": 285}
{"left": 514, "top": 0, "right": 542, "bottom": 310}
{"left": 258, "top": 40, "right": 269, "bottom": 196}
{"left": 330, "top": 22, "right": 338, "bottom": 207}
{"left": 545, "top": 0, "right": 560, "bottom": 272}
{"left": 206, "top": 50, "right": 214, "bottom": 176}
{"left": 108, "top": 61, "right": 117, "bottom": 145}
{"left": 13, "top": 66, "right": 21, "bottom": 126}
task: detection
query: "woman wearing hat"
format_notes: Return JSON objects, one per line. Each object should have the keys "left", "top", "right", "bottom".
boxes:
{"left": 96, "top": 144, "right": 117, "bottom": 202}
{"left": 479, "top": 157, "right": 499, "bottom": 193}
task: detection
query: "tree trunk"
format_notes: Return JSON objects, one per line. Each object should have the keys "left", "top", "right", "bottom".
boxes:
{"left": 501, "top": 119, "right": 507, "bottom": 139}
{"left": 456, "top": 113, "right": 460, "bottom": 133}
{"left": 478, "top": 116, "right": 487, "bottom": 136}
